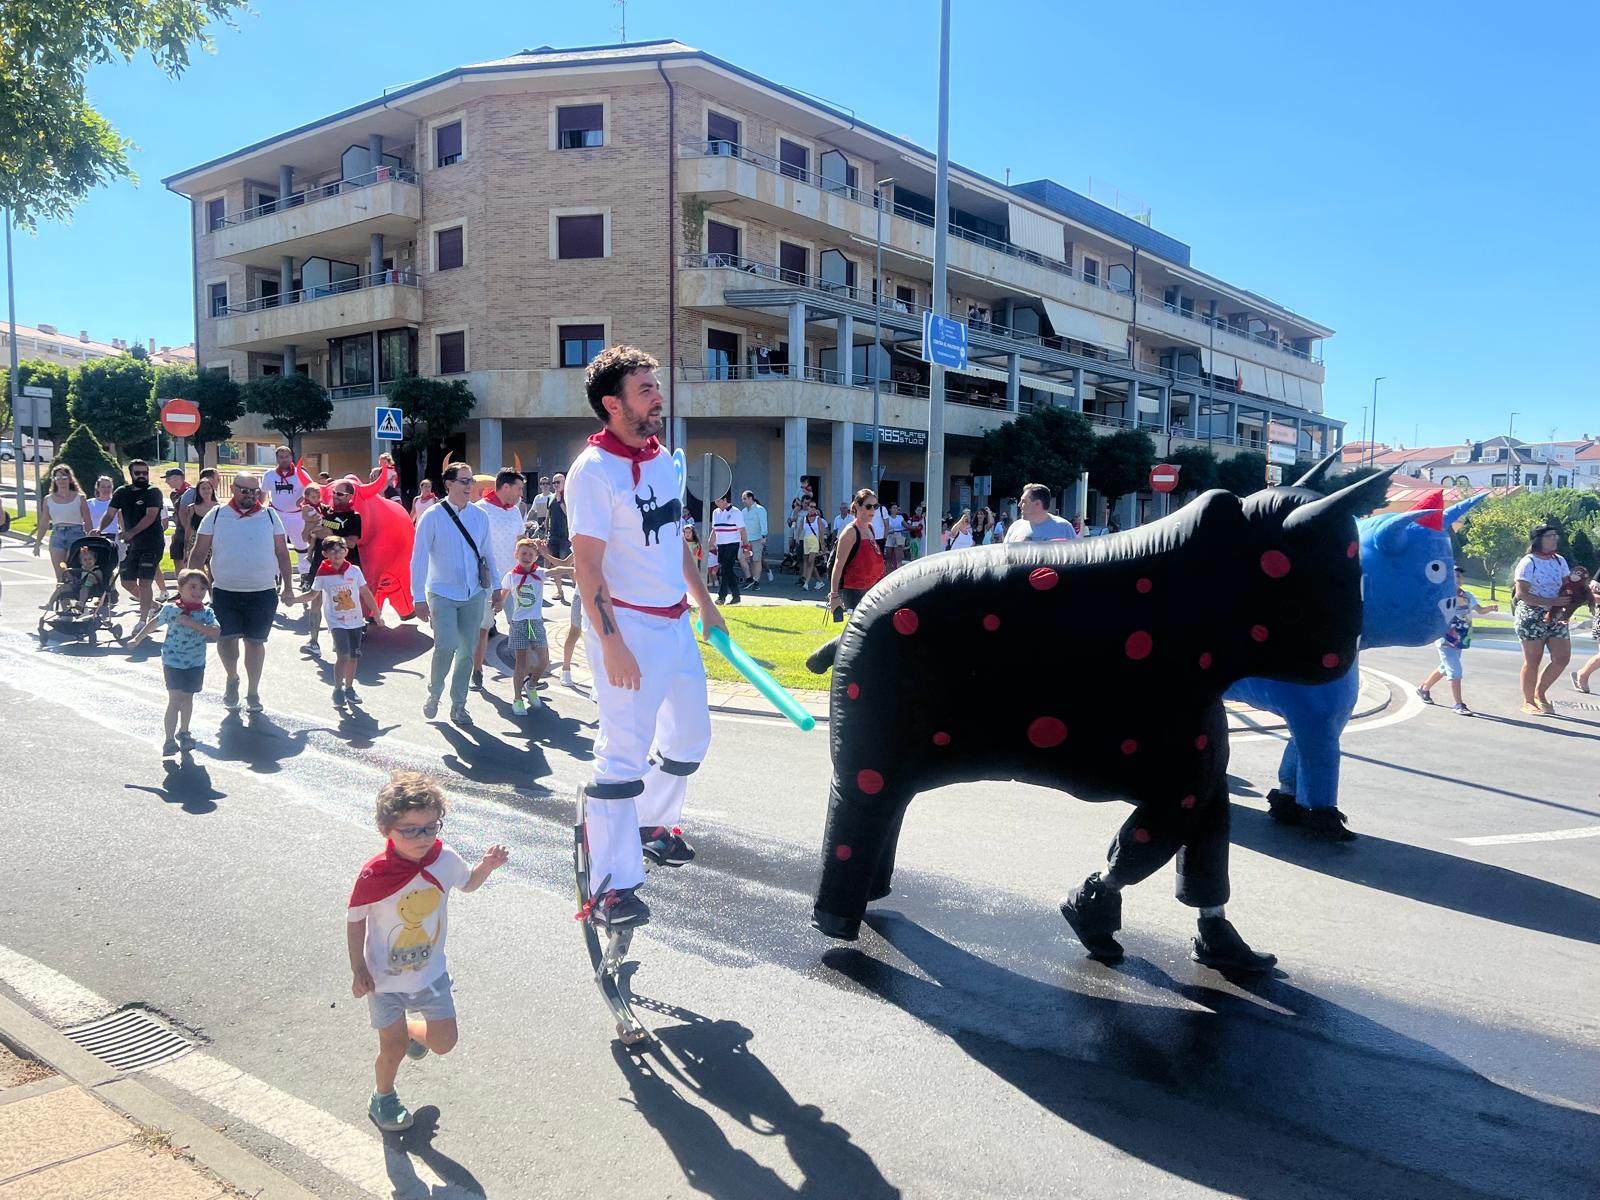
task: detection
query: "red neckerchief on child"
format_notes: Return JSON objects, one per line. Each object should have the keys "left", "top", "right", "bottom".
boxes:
{"left": 316, "top": 559, "right": 352, "bottom": 577}
{"left": 588, "top": 429, "right": 661, "bottom": 486}
{"left": 176, "top": 600, "right": 205, "bottom": 614}
{"left": 484, "top": 491, "right": 517, "bottom": 509}
{"left": 348, "top": 839, "right": 445, "bottom": 907}
{"left": 228, "top": 497, "right": 262, "bottom": 516}
{"left": 512, "top": 563, "right": 542, "bottom": 581}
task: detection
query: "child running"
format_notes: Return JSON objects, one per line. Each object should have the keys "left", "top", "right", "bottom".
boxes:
{"left": 291, "top": 536, "right": 375, "bottom": 706}
{"left": 1417, "top": 566, "right": 1498, "bottom": 714}
{"left": 347, "top": 771, "right": 508, "bottom": 1132}
{"left": 126, "top": 568, "right": 220, "bottom": 756}
{"left": 502, "top": 537, "right": 549, "bottom": 715}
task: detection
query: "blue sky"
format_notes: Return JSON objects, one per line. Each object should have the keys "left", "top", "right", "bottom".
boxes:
{"left": 12, "top": 0, "right": 1599, "bottom": 446}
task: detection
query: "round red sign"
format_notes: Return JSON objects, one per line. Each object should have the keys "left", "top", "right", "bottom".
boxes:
{"left": 1149, "top": 463, "right": 1181, "bottom": 493}
{"left": 160, "top": 398, "right": 201, "bottom": 438}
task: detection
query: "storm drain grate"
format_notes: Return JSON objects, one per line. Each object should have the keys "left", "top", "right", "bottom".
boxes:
{"left": 63, "top": 1008, "right": 194, "bottom": 1073}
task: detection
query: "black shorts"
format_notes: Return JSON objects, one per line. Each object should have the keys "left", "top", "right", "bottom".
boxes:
{"left": 163, "top": 664, "right": 205, "bottom": 694}
{"left": 121, "top": 540, "right": 163, "bottom": 582}
{"left": 212, "top": 587, "right": 278, "bottom": 643}
{"left": 170, "top": 531, "right": 187, "bottom": 565}
{"left": 331, "top": 626, "right": 365, "bottom": 658}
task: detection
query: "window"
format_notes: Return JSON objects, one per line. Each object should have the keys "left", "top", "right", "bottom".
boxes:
{"left": 559, "top": 324, "right": 605, "bottom": 368}
{"left": 435, "top": 225, "right": 464, "bottom": 271}
{"left": 329, "top": 334, "right": 373, "bottom": 394}
{"left": 378, "top": 329, "right": 416, "bottom": 382}
{"left": 706, "top": 329, "right": 739, "bottom": 380}
{"left": 206, "top": 198, "right": 225, "bottom": 231}
{"left": 557, "top": 104, "right": 604, "bottom": 149}
{"left": 1107, "top": 264, "right": 1133, "bottom": 295}
{"left": 259, "top": 363, "right": 281, "bottom": 377}
{"left": 435, "top": 121, "right": 462, "bottom": 168}
{"left": 1082, "top": 257, "right": 1100, "bottom": 286}
{"left": 779, "top": 242, "right": 809, "bottom": 284}
{"left": 707, "top": 110, "right": 740, "bottom": 155}
{"left": 209, "top": 282, "right": 228, "bottom": 318}
{"left": 437, "top": 331, "right": 466, "bottom": 375}
{"left": 255, "top": 191, "right": 277, "bottom": 215}
{"left": 557, "top": 213, "right": 605, "bottom": 259}
{"left": 778, "top": 138, "right": 809, "bottom": 181}
{"left": 819, "top": 150, "right": 857, "bottom": 194}
{"left": 819, "top": 249, "right": 856, "bottom": 296}
{"left": 706, "top": 220, "right": 740, "bottom": 265}
{"left": 1490, "top": 474, "right": 1508, "bottom": 488}
{"left": 895, "top": 284, "right": 916, "bottom": 312}
{"left": 258, "top": 278, "right": 280, "bottom": 309}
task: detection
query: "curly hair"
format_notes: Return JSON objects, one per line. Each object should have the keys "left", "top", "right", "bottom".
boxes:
{"left": 375, "top": 770, "right": 449, "bottom": 831}
{"left": 584, "top": 344, "right": 660, "bottom": 423}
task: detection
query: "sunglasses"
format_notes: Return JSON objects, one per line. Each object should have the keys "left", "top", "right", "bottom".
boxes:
{"left": 861, "top": 503, "right": 879, "bottom": 510}
{"left": 393, "top": 818, "right": 444, "bottom": 840}
{"left": 234, "top": 486, "right": 260, "bottom": 496}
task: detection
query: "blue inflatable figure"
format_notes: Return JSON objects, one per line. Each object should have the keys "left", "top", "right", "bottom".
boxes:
{"left": 1227, "top": 467, "right": 1486, "bottom": 841}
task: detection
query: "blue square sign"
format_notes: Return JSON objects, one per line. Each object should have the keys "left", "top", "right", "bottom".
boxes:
{"left": 374, "top": 406, "right": 403, "bottom": 441}
{"left": 921, "top": 311, "right": 968, "bottom": 370}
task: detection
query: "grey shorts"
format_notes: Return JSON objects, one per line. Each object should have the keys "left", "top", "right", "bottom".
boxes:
{"left": 331, "top": 626, "right": 365, "bottom": 658}
{"left": 163, "top": 664, "right": 205, "bottom": 694}
{"left": 367, "top": 972, "right": 455, "bottom": 1030}
{"left": 509, "top": 617, "right": 546, "bottom": 650}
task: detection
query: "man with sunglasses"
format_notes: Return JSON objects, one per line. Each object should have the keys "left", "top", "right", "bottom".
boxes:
{"left": 411, "top": 463, "right": 500, "bottom": 722}
{"left": 188, "top": 473, "right": 296, "bottom": 713}
{"left": 96, "top": 458, "right": 166, "bottom": 623}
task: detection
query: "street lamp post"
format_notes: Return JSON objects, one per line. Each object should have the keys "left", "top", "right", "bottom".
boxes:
{"left": 922, "top": 0, "right": 952, "bottom": 525}
{"left": 4, "top": 208, "right": 23, "bottom": 518}
{"left": 870, "top": 177, "right": 895, "bottom": 489}
{"left": 1368, "top": 376, "right": 1386, "bottom": 468}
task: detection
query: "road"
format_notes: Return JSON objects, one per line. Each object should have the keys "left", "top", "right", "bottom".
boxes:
{"left": 2, "top": 540, "right": 1597, "bottom": 1199}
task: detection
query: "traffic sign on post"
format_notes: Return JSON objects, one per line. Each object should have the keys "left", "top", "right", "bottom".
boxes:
{"left": 1266, "top": 464, "right": 1284, "bottom": 486}
{"left": 1149, "top": 463, "right": 1180, "bottom": 493}
{"left": 159, "top": 398, "right": 200, "bottom": 438}
{"left": 375, "top": 406, "right": 403, "bottom": 441}
{"left": 921, "top": 311, "right": 968, "bottom": 371}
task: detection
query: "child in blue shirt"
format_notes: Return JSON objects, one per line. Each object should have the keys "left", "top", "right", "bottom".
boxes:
{"left": 128, "top": 568, "right": 220, "bottom": 755}
{"left": 1417, "top": 566, "right": 1497, "bottom": 715}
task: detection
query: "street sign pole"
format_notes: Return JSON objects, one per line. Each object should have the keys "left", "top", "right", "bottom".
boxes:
{"left": 5, "top": 209, "right": 23, "bottom": 517}
{"left": 922, "top": 0, "right": 951, "bottom": 527}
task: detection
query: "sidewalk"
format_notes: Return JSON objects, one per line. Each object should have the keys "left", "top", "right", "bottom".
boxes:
{"left": 0, "top": 994, "right": 314, "bottom": 1200}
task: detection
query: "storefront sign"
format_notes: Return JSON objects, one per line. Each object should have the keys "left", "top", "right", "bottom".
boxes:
{"left": 854, "top": 425, "right": 928, "bottom": 448}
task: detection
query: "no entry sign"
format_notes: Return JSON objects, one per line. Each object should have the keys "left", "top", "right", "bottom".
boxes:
{"left": 160, "top": 398, "right": 201, "bottom": 438}
{"left": 1149, "top": 463, "right": 1180, "bottom": 493}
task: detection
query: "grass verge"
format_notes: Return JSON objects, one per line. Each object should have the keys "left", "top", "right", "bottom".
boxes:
{"left": 698, "top": 603, "right": 841, "bottom": 693}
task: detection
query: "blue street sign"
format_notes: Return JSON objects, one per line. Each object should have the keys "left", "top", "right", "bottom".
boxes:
{"left": 921, "top": 311, "right": 968, "bottom": 370}
{"left": 374, "top": 406, "right": 403, "bottom": 441}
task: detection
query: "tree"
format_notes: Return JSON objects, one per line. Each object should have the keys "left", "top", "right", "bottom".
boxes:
{"left": 243, "top": 373, "right": 332, "bottom": 457}
{"left": 1165, "top": 446, "right": 1219, "bottom": 497}
{"left": 67, "top": 354, "right": 154, "bottom": 460}
{"left": 1085, "top": 429, "right": 1155, "bottom": 517}
{"left": 151, "top": 363, "right": 243, "bottom": 465}
{"left": 0, "top": 1, "right": 247, "bottom": 229}
{"left": 48, "top": 422, "right": 121, "bottom": 499}
{"left": 0, "top": 359, "right": 70, "bottom": 440}
{"left": 1217, "top": 451, "right": 1269, "bottom": 497}
{"left": 1570, "top": 527, "right": 1596, "bottom": 574}
{"left": 1460, "top": 493, "right": 1539, "bottom": 601}
{"left": 969, "top": 405, "right": 1095, "bottom": 503}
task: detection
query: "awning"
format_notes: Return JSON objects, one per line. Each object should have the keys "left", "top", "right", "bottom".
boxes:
{"left": 1262, "top": 367, "right": 1286, "bottom": 401}
{"left": 1201, "top": 349, "right": 1237, "bottom": 380}
{"left": 1299, "top": 380, "right": 1323, "bottom": 412}
{"left": 1007, "top": 203, "right": 1066, "bottom": 260}
{"left": 1280, "top": 374, "right": 1303, "bottom": 406}
{"left": 1041, "top": 298, "right": 1127, "bottom": 352}
{"left": 1239, "top": 362, "right": 1268, "bottom": 395}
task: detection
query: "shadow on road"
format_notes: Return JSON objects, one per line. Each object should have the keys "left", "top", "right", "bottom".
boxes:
{"left": 1231, "top": 804, "right": 1600, "bottom": 944}
{"left": 1337, "top": 747, "right": 1600, "bottom": 819}
{"left": 434, "top": 702, "right": 594, "bottom": 787}
{"left": 823, "top": 912, "right": 1596, "bottom": 1200}
{"left": 212, "top": 711, "right": 316, "bottom": 773}
{"left": 613, "top": 994, "right": 899, "bottom": 1200}
{"left": 124, "top": 759, "right": 225, "bottom": 815}
{"left": 383, "top": 1104, "right": 486, "bottom": 1199}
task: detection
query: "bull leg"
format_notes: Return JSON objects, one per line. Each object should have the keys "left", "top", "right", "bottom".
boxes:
{"left": 867, "top": 806, "right": 908, "bottom": 901}
{"left": 1178, "top": 788, "right": 1277, "bottom": 972}
{"left": 1266, "top": 738, "right": 1304, "bottom": 822}
{"left": 813, "top": 773, "right": 912, "bottom": 941}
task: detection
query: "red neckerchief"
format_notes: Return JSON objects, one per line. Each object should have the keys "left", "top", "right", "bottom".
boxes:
{"left": 228, "top": 498, "right": 263, "bottom": 517}
{"left": 316, "top": 559, "right": 352, "bottom": 577}
{"left": 484, "top": 492, "right": 517, "bottom": 509}
{"left": 176, "top": 600, "right": 205, "bottom": 614}
{"left": 349, "top": 839, "right": 445, "bottom": 908}
{"left": 512, "top": 563, "right": 542, "bottom": 581}
{"left": 588, "top": 429, "right": 661, "bottom": 485}
{"left": 275, "top": 464, "right": 297, "bottom": 480}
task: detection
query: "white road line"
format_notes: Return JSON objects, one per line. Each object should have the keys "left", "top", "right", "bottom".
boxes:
{"left": 1456, "top": 825, "right": 1600, "bottom": 846}
{"left": 0, "top": 940, "right": 474, "bottom": 1198}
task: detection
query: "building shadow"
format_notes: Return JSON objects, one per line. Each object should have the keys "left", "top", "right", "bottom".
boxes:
{"left": 1231, "top": 804, "right": 1600, "bottom": 944}
{"left": 822, "top": 913, "right": 1597, "bottom": 1200}
{"left": 124, "top": 759, "right": 224, "bottom": 815}
{"left": 612, "top": 995, "right": 900, "bottom": 1200}
{"left": 381, "top": 1104, "right": 486, "bottom": 1199}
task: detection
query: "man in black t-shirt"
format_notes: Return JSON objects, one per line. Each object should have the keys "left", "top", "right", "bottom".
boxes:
{"left": 97, "top": 458, "right": 165, "bottom": 621}
{"left": 320, "top": 479, "right": 363, "bottom": 567}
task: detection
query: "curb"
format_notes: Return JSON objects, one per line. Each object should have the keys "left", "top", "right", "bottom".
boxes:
{"left": 0, "top": 992, "right": 318, "bottom": 1200}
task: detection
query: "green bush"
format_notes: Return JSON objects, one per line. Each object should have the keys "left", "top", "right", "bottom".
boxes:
{"left": 46, "top": 424, "right": 122, "bottom": 501}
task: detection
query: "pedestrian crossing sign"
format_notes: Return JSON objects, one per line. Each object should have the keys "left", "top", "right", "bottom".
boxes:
{"left": 375, "top": 406, "right": 403, "bottom": 441}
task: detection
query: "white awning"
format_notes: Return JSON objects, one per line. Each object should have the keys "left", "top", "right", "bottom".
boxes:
{"left": 1262, "top": 367, "right": 1286, "bottom": 401}
{"left": 1202, "top": 349, "right": 1238, "bottom": 380}
{"left": 1280, "top": 374, "right": 1302, "bottom": 406}
{"left": 1007, "top": 203, "right": 1065, "bottom": 260}
{"left": 1239, "top": 362, "right": 1269, "bottom": 395}
{"left": 1299, "top": 380, "right": 1323, "bottom": 412}
{"left": 1041, "top": 298, "right": 1127, "bottom": 352}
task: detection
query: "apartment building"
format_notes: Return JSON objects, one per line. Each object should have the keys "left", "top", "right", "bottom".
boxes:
{"left": 164, "top": 40, "right": 1340, "bottom": 519}
{"left": 1356, "top": 436, "right": 1600, "bottom": 493}
{"left": 0, "top": 323, "right": 194, "bottom": 371}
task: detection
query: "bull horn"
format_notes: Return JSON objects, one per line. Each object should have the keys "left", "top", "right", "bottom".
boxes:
{"left": 1292, "top": 451, "right": 1342, "bottom": 490}
{"left": 1367, "top": 509, "right": 1424, "bottom": 557}
{"left": 1444, "top": 492, "right": 1488, "bottom": 529}
{"left": 1283, "top": 466, "right": 1398, "bottom": 534}
{"left": 513, "top": 452, "right": 522, "bottom": 474}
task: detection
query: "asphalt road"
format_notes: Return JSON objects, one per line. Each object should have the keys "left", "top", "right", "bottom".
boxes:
{"left": 2, "top": 541, "right": 1597, "bottom": 1200}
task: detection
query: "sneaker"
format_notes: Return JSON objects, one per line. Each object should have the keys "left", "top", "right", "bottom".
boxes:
{"left": 641, "top": 826, "right": 696, "bottom": 867}
{"left": 1302, "top": 807, "right": 1356, "bottom": 842}
{"left": 766, "top": 568, "right": 774, "bottom": 582}
{"left": 344, "top": 685, "right": 361, "bottom": 704}
{"left": 177, "top": 731, "right": 196, "bottom": 751}
{"left": 1574, "top": 670, "right": 1591, "bottom": 695}
{"left": 592, "top": 887, "right": 650, "bottom": 928}
{"left": 303, "top": 637, "right": 321, "bottom": 657}
{"left": 423, "top": 694, "right": 440, "bottom": 720}
{"left": 513, "top": 696, "right": 528, "bottom": 716}
{"left": 161, "top": 737, "right": 179, "bottom": 757}
{"left": 368, "top": 1089, "right": 414, "bottom": 1132}
{"left": 1452, "top": 702, "right": 1471, "bottom": 715}
{"left": 405, "top": 1038, "right": 428, "bottom": 1061}
{"left": 1191, "top": 916, "right": 1277, "bottom": 973}
{"left": 222, "top": 677, "right": 241, "bottom": 711}
{"left": 245, "top": 693, "right": 264, "bottom": 714}
{"left": 1415, "top": 686, "right": 1433, "bottom": 704}
{"left": 450, "top": 704, "right": 471, "bottom": 725}
{"left": 472, "top": 669, "right": 484, "bottom": 690}
{"left": 332, "top": 684, "right": 347, "bottom": 705}
{"left": 560, "top": 668, "right": 575, "bottom": 689}
{"left": 1058, "top": 872, "right": 1124, "bottom": 963}
{"left": 527, "top": 691, "right": 541, "bottom": 710}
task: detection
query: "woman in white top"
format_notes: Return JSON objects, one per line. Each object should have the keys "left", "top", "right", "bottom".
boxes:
{"left": 85, "top": 476, "right": 118, "bottom": 538}
{"left": 410, "top": 478, "right": 438, "bottom": 525}
{"left": 798, "top": 505, "right": 824, "bottom": 590}
{"left": 1512, "top": 524, "right": 1571, "bottom": 715}
{"left": 883, "top": 503, "right": 907, "bottom": 571}
{"left": 34, "top": 465, "right": 94, "bottom": 582}
{"left": 945, "top": 510, "right": 973, "bottom": 551}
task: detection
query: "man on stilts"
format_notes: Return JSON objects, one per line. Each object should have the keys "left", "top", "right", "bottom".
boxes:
{"left": 567, "top": 345, "right": 726, "bottom": 927}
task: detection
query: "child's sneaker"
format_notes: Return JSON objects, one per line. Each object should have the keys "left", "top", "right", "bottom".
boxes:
{"left": 592, "top": 887, "right": 650, "bottom": 928}
{"left": 368, "top": 1089, "right": 414, "bottom": 1132}
{"left": 1415, "top": 686, "right": 1433, "bottom": 704}
{"left": 222, "top": 677, "right": 241, "bottom": 711}
{"left": 177, "top": 731, "right": 196, "bottom": 751}
{"left": 1452, "top": 702, "right": 1471, "bottom": 715}
{"left": 161, "top": 737, "right": 179, "bottom": 757}
{"left": 405, "top": 1038, "right": 428, "bottom": 1061}
{"left": 332, "top": 684, "right": 347, "bottom": 705}
{"left": 345, "top": 685, "right": 361, "bottom": 704}
{"left": 513, "top": 695, "right": 528, "bottom": 716}
{"left": 560, "top": 667, "right": 575, "bottom": 688}
{"left": 527, "top": 691, "right": 541, "bottom": 710}
{"left": 303, "top": 637, "right": 321, "bottom": 657}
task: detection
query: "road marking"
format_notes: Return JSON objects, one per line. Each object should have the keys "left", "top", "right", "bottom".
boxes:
{"left": 0, "top": 941, "right": 475, "bottom": 1198}
{"left": 1456, "top": 825, "right": 1600, "bottom": 846}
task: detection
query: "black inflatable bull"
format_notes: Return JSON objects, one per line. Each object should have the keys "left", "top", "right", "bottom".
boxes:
{"left": 805, "top": 463, "right": 1393, "bottom": 970}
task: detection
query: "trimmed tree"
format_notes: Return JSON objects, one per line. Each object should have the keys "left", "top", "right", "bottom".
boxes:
{"left": 48, "top": 423, "right": 122, "bottom": 499}
{"left": 243, "top": 373, "right": 332, "bottom": 458}
{"left": 969, "top": 405, "right": 1095, "bottom": 504}
{"left": 1165, "top": 445, "right": 1219, "bottom": 498}
{"left": 389, "top": 376, "right": 477, "bottom": 486}
{"left": 67, "top": 354, "right": 155, "bottom": 460}
{"left": 1086, "top": 428, "right": 1156, "bottom": 520}
{"left": 0, "top": 358, "right": 70, "bottom": 442}
{"left": 1460, "top": 493, "right": 1538, "bottom": 601}
{"left": 1217, "top": 451, "right": 1269, "bottom": 497}
{"left": 151, "top": 363, "right": 244, "bottom": 465}
{"left": 1570, "top": 527, "right": 1596, "bottom": 574}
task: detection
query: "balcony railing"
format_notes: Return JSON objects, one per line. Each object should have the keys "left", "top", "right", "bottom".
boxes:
{"left": 220, "top": 166, "right": 421, "bottom": 227}
{"left": 221, "top": 269, "right": 419, "bottom": 316}
{"left": 678, "top": 362, "right": 1020, "bottom": 411}
{"left": 1136, "top": 289, "right": 1320, "bottom": 362}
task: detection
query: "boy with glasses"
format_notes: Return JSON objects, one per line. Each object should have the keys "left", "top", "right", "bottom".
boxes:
{"left": 347, "top": 771, "right": 508, "bottom": 1132}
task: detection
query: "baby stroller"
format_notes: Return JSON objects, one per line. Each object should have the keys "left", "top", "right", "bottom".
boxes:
{"left": 38, "top": 534, "right": 123, "bottom": 647}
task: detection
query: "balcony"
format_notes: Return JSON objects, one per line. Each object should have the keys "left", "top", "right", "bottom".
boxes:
{"left": 1136, "top": 290, "right": 1325, "bottom": 383}
{"left": 215, "top": 270, "right": 422, "bottom": 352}
{"left": 212, "top": 168, "right": 421, "bottom": 267}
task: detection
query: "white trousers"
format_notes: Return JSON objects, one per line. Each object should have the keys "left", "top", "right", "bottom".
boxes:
{"left": 584, "top": 608, "right": 712, "bottom": 892}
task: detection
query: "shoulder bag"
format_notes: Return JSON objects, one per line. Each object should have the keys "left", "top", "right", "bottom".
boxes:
{"left": 440, "top": 502, "right": 493, "bottom": 591}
